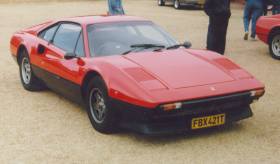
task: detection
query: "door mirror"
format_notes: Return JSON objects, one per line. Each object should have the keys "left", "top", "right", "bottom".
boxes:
{"left": 183, "top": 41, "right": 192, "bottom": 48}
{"left": 64, "top": 52, "right": 77, "bottom": 60}
{"left": 37, "top": 44, "right": 46, "bottom": 54}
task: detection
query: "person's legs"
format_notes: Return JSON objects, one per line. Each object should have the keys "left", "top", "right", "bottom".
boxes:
{"left": 207, "top": 16, "right": 229, "bottom": 55}
{"left": 243, "top": 2, "right": 252, "bottom": 40}
{"left": 108, "top": 0, "right": 113, "bottom": 15}
{"left": 251, "top": 7, "right": 263, "bottom": 39}
{"left": 206, "top": 16, "right": 217, "bottom": 52}
{"left": 118, "top": 0, "right": 125, "bottom": 14}
{"left": 108, "top": 0, "right": 125, "bottom": 15}
{"left": 216, "top": 16, "right": 229, "bottom": 55}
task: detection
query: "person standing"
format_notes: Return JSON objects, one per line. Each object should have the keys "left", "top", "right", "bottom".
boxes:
{"left": 243, "top": 0, "right": 264, "bottom": 40}
{"left": 204, "top": 0, "right": 231, "bottom": 55}
{"left": 108, "top": 0, "right": 125, "bottom": 15}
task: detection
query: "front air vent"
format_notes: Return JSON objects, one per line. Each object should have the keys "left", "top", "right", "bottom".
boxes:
{"left": 124, "top": 68, "right": 155, "bottom": 82}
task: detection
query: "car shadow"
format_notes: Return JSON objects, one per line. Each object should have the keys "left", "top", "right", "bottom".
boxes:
{"left": 116, "top": 123, "right": 246, "bottom": 144}
{"left": 37, "top": 90, "right": 247, "bottom": 144}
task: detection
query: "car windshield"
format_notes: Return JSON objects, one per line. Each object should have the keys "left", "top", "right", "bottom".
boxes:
{"left": 87, "top": 21, "right": 178, "bottom": 57}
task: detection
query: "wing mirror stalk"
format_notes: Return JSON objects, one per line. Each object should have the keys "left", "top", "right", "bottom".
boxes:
{"left": 64, "top": 52, "right": 85, "bottom": 65}
{"left": 64, "top": 52, "right": 78, "bottom": 60}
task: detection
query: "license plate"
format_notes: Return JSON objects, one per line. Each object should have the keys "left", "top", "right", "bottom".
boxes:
{"left": 191, "top": 114, "right": 226, "bottom": 130}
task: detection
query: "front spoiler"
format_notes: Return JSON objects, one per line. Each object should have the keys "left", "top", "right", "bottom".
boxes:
{"left": 119, "top": 107, "right": 252, "bottom": 135}
{"left": 112, "top": 92, "right": 254, "bottom": 135}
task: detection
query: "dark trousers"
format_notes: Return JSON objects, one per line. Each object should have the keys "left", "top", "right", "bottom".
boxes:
{"left": 207, "top": 15, "right": 230, "bottom": 55}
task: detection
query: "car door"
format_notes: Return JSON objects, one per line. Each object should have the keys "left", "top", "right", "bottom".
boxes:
{"left": 34, "top": 23, "right": 86, "bottom": 103}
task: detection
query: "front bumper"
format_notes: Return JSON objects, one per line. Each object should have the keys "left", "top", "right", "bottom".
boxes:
{"left": 112, "top": 92, "right": 255, "bottom": 135}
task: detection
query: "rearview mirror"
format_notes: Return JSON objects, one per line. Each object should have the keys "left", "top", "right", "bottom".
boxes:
{"left": 183, "top": 41, "right": 192, "bottom": 48}
{"left": 37, "top": 44, "right": 46, "bottom": 54}
{"left": 64, "top": 52, "right": 77, "bottom": 60}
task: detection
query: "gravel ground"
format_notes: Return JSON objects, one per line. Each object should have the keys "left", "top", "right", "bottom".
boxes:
{"left": 0, "top": 1, "right": 279, "bottom": 164}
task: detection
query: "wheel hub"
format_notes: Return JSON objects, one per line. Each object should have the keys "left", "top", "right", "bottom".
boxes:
{"left": 21, "top": 57, "right": 31, "bottom": 84}
{"left": 272, "top": 35, "right": 280, "bottom": 57}
{"left": 89, "top": 89, "right": 106, "bottom": 123}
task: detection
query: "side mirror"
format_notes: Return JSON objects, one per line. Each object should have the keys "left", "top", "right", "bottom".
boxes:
{"left": 64, "top": 52, "right": 77, "bottom": 60}
{"left": 183, "top": 41, "right": 192, "bottom": 48}
{"left": 37, "top": 44, "right": 46, "bottom": 54}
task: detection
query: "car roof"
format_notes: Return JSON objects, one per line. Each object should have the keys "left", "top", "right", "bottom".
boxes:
{"left": 59, "top": 15, "right": 150, "bottom": 25}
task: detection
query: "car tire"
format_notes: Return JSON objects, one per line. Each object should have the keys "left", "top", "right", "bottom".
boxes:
{"left": 19, "top": 49, "right": 45, "bottom": 91}
{"left": 269, "top": 31, "right": 280, "bottom": 60}
{"left": 85, "top": 76, "right": 117, "bottom": 134}
{"left": 158, "top": 0, "right": 165, "bottom": 6}
{"left": 174, "top": 0, "right": 181, "bottom": 9}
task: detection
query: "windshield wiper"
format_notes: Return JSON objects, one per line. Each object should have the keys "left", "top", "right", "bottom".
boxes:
{"left": 130, "top": 44, "right": 165, "bottom": 48}
{"left": 122, "top": 44, "right": 165, "bottom": 55}
{"left": 166, "top": 44, "right": 182, "bottom": 50}
{"left": 166, "top": 42, "right": 192, "bottom": 50}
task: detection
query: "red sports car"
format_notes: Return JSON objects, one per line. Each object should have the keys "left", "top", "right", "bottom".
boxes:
{"left": 256, "top": 14, "right": 280, "bottom": 60}
{"left": 10, "top": 15, "right": 265, "bottom": 135}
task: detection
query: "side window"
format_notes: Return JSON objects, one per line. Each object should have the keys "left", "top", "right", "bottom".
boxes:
{"left": 75, "top": 33, "right": 85, "bottom": 57}
{"left": 39, "top": 25, "right": 59, "bottom": 42}
{"left": 53, "top": 24, "right": 81, "bottom": 53}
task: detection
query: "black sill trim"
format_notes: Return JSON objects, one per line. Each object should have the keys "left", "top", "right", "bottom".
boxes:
{"left": 31, "top": 64, "right": 84, "bottom": 105}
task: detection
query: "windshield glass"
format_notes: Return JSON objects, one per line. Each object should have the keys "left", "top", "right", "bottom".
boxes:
{"left": 87, "top": 21, "right": 178, "bottom": 57}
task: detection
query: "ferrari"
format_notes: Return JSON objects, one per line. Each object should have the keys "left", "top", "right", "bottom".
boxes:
{"left": 256, "top": 14, "right": 280, "bottom": 60}
{"left": 10, "top": 15, "right": 265, "bottom": 135}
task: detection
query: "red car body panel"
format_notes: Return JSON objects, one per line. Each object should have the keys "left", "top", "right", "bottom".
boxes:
{"left": 10, "top": 16, "right": 265, "bottom": 109}
{"left": 256, "top": 15, "right": 280, "bottom": 44}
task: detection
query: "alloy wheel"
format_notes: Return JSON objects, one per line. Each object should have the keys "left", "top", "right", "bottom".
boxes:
{"left": 21, "top": 57, "right": 32, "bottom": 84}
{"left": 89, "top": 88, "right": 107, "bottom": 124}
{"left": 272, "top": 35, "right": 280, "bottom": 57}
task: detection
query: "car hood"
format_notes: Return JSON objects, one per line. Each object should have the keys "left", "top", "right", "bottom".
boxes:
{"left": 85, "top": 49, "right": 263, "bottom": 108}
{"left": 123, "top": 49, "right": 235, "bottom": 89}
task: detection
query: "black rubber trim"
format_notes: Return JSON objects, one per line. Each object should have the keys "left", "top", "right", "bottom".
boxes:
{"left": 111, "top": 92, "right": 254, "bottom": 135}
{"left": 31, "top": 64, "right": 84, "bottom": 105}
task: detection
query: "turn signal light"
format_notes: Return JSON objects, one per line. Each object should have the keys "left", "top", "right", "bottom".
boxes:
{"left": 250, "top": 89, "right": 265, "bottom": 98}
{"left": 161, "top": 102, "right": 182, "bottom": 111}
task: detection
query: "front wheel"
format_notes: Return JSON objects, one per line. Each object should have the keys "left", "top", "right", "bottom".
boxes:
{"left": 174, "top": 0, "right": 181, "bottom": 9}
{"left": 269, "top": 31, "right": 280, "bottom": 60}
{"left": 85, "top": 76, "right": 117, "bottom": 134}
{"left": 158, "top": 0, "right": 165, "bottom": 6}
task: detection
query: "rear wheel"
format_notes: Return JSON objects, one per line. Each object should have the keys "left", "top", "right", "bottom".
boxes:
{"left": 85, "top": 76, "right": 117, "bottom": 134}
{"left": 269, "top": 31, "right": 280, "bottom": 60}
{"left": 19, "top": 49, "right": 45, "bottom": 91}
{"left": 174, "top": 0, "right": 181, "bottom": 9}
{"left": 158, "top": 0, "right": 165, "bottom": 6}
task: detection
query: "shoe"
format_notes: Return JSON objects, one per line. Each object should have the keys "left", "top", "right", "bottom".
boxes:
{"left": 244, "top": 32, "right": 249, "bottom": 40}
{"left": 250, "top": 37, "right": 257, "bottom": 41}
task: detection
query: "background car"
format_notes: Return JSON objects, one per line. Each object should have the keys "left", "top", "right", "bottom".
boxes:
{"left": 158, "top": 0, "right": 205, "bottom": 9}
{"left": 10, "top": 15, "right": 264, "bottom": 135}
{"left": 256, "top": 14, "right": 280, "bottom": 60}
